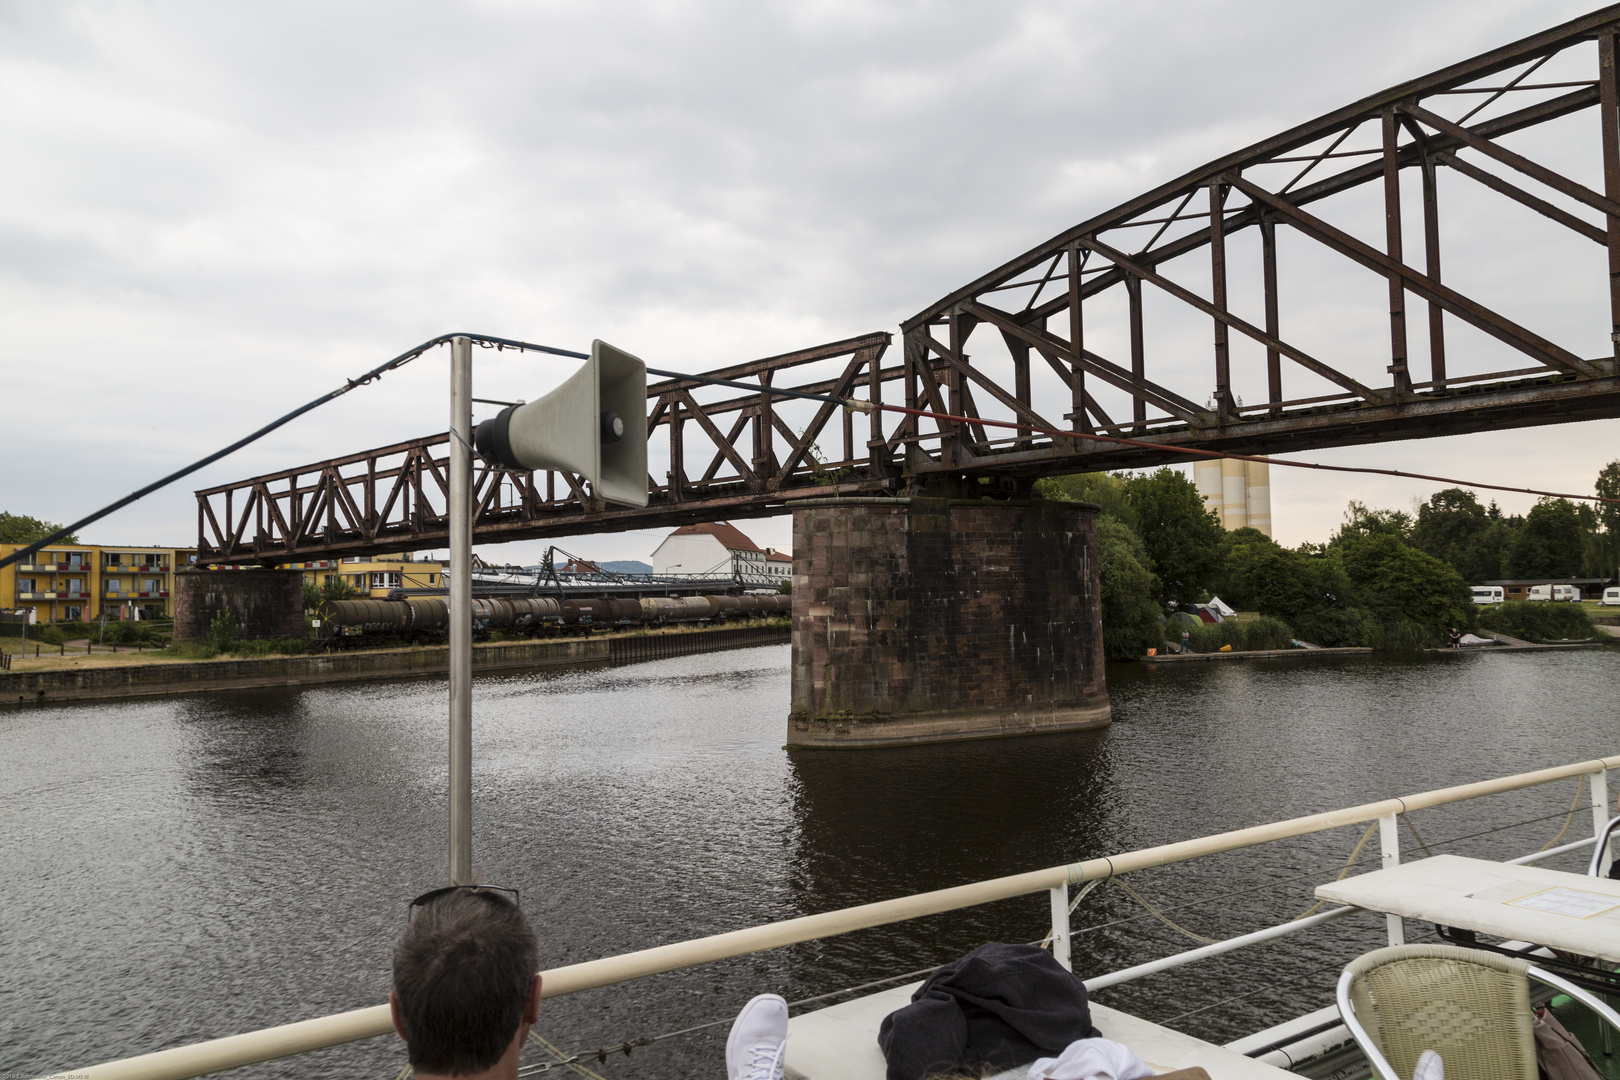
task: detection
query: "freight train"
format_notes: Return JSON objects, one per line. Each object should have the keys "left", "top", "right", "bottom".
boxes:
{"left": 316, "top": 593, "right": 789, "bottom": 640}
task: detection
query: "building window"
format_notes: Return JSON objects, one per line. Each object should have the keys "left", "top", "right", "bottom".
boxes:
{"left": 107, "top": 579, "right": 121, "bottom": 593}
{"left": 66, "top": 606, "right": 82, "bottom": 621}
{"left": 18, "top": 578, "right": 36, "bottom": 593}
{"left": 370, "top": 572, "right": 402, "bottom": 589}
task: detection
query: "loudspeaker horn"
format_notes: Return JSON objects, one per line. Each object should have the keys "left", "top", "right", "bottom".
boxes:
{"left": 474, "top": 340, "right": 648, "bottom": 509}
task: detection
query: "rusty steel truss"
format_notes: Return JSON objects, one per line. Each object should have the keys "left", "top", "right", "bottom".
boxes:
{"left": 201, "top": 7, "right": 1620, "bottom": 563}
{"left": 196, "top": 333, "right": 897, "bottom": 562}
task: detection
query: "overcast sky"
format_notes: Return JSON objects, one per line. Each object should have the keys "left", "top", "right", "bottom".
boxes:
{"left": 3, "top": 0, "right": 1616, "bottom": 565}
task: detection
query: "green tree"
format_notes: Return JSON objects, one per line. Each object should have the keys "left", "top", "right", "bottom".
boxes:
{"left": 1595, "top": 460, "right": 1620, "bottom": 580}
{"left": 1410, "top": 488, "right": 1502, "bottom": 583}
{"left": 1122, "top": 467, "right": 1225, "bottom": 605}
{"left": 1598, "top": 461, "right": 1620, "bottom": 535}
{"left": 304, "top": 578, "right": 359, "bottom": 611}
{"left": 1506, "top": 498, "right": 1584, "bottom": 578}
{"left": 1336, "top": 533, "right": 1472, "bottom": 638}
{"left": 1035, "top": 473, "right": 1139, "bottom": 531}
{"left": 321, "top": 579, "right": 359, "bottom": 603}
{"left": 1329, "top": 500, "right": 1412, "bottom": 549}
{"left": 0, "top": 512, "right": 77, "bottom": 545}
{"left": 1223, "top": 532, "right": 1351, "bottom": 619}
{"left": 1094, "top": 514, "right": 1163, "bottom": 660}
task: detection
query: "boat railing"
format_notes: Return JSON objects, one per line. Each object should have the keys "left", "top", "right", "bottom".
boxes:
{"left": 73, "top": 753, "right": 1620, "bottom": 1080}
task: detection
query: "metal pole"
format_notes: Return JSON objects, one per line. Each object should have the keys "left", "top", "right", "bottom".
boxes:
{"left": 1048, "top": 885, "right": 1072, "bottom": 972}
{"left": 1593, "top": 768, "right": 1613, "bottom": 871}
{"left": 1379, "top": 812, "right": 1404, "bottom": 946}
{"left": 449, "top": 336, "right": 473, "bottom": 885}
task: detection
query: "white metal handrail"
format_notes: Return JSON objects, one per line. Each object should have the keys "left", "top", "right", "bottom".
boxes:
{"left": 70, "top": 754, "right": 1619, "bottom": 1080}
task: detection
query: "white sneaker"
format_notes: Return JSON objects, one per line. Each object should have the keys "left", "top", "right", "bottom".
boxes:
{"left": 726, "top": 993, "right": 789, "bottom": 1080}
{"left": 1414, "top": 1049, "right": 1444, "bottom": 1080}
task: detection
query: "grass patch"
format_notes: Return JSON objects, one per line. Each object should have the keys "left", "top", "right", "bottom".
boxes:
{"left": 155, "top": 637, "right": 311, "bottom": 661}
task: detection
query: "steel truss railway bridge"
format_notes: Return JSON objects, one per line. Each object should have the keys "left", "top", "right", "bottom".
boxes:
{"left": 199, "top": 7, "right": 1620, "bottom": 566}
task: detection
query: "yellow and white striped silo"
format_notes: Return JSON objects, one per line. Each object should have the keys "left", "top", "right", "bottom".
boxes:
{"left": 1194, "top": 457, "right": 1271, "bottom": 537}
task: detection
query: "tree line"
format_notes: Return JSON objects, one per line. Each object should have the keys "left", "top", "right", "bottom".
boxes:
{"left": 1037, "top": 460, "right": 1620, "bottom": 659}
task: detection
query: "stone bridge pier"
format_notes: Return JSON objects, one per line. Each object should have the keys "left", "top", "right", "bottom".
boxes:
{"left": 787, "top": 497, "right": 1109, "bottom": 748}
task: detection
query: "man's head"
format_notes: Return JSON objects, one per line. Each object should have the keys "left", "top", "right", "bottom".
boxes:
{"left": 391, "top": 887, "right": 541, "bottom": 1077}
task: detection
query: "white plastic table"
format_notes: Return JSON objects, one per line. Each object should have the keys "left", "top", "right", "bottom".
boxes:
{"left": 782, "top": 981, "right": 1294, "bottom": 1079}
{"left": 1314, "top": 853, "right": 1620, "bottom": 962}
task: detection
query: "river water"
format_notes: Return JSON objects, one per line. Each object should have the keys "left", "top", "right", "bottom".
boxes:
{"left": 4, "top": 645, "right": 1618, "bottom": 1078}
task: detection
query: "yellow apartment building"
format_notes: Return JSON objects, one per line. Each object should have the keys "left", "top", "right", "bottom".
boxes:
{"left": 1, "top": 545, "right": 447, "bottom": 623}
{"left": 1, "top": 543, "right": 200, "bottom": 623}
{"left": 284, "top": 552, "right": 446, "bottom": 599}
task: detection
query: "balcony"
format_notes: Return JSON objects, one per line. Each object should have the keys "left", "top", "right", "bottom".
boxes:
{"left": 106, "top": 591, "right": 169, "bottom": 600}
{"left": 103, "top": 564, "right": 171, "bottom": 574}
{"left": 18, "top": 591, "right": 91, "bottom": 601}
{"left": 16, "top": 563, "right": 92, "bottom": 574}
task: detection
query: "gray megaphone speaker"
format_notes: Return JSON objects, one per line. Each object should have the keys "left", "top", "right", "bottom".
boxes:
{"left": 474, "top": 340, "right": 648, "bottom": 508}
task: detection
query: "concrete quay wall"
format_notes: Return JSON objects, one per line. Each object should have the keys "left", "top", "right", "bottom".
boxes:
{"left": 3, "top": 624, "right": 788, "bottom": 708}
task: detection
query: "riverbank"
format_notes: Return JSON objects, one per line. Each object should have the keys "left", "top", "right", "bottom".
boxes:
{"left": 1142, "top": 646, "right": 1373, "bottom": 663}
{"left": 1, "top": 621, "right": 789, "bottom": 707}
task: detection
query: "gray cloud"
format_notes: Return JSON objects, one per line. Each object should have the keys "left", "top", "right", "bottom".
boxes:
{"left": 0, "top": 0, "right": 1612, "bottom": 562}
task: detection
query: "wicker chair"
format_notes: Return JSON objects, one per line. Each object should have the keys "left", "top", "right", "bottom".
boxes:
{"left": 1588, "top": 816, "right": 1620, "bottom": 878}
{"left": 1336, "top": 944, "right": 1620, "bottom": 1080}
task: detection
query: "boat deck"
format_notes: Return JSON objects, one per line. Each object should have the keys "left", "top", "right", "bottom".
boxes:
{"left": 783, "top": 981, "right": 1293, "bottom": 1079}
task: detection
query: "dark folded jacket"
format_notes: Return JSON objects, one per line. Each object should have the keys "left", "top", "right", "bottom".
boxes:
{"left": 877, "top": 943, "right": 1100, "bottom": 1080}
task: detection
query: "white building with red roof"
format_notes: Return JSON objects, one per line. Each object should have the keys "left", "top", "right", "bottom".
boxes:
{"left": 651, "top": 522, "right": 767, "bottom": 577}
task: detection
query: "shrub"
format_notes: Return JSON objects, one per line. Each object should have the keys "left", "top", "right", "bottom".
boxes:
{"left": 1482, "top": 600, "right": 1596, "bottom": 643}
{"left": 103, "top": 620, "right": 168, "bottom": 645}
{"left": 1378, "top": 619, "right": 1436, "bottom": 652}
{"left": 1242, "top": 615, "right": 1298, "bottom": 651}
{"left": 226, "top": 637, "right": 309, "bottom": 657}
{"left": 1186, "top": 615, "right": 1296, "bottom": 653}
{"left": 1293, "top": 607, "right": 1379, "bottom": 648}
{"left": 207, "top": 609, "right": 238, "bottom": 651}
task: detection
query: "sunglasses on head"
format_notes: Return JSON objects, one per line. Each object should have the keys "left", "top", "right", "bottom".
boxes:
{"left": 407, "top": 884, "right": 520, "bottom": 921}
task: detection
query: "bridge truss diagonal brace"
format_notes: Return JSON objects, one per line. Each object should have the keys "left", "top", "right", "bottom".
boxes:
{"left": 919, "top": 80, "right": 1608, "bottom": 337}
{"left": 918, "top": 328, "right": 1066, "bottom": 438}
{"left": 1077, "top": 237, "right": 1390, "bottom": 407}
{"left": 675, "top": 388, "right": 760, "bottom": 491}
{"left": 774, "top": 349, "right": 870, "bottom": 480}
{"left": 960, "top": 300, "right": 1208, "bottom": 427}
{"left": 1435, "top": 151, "right": 1609, "bottom": 245}
{"left": 1227, "top": 173, "right": 1604, "bottom": 379}
{"left": 1399, "top": 101, "right": 1620, "bottom": 221}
